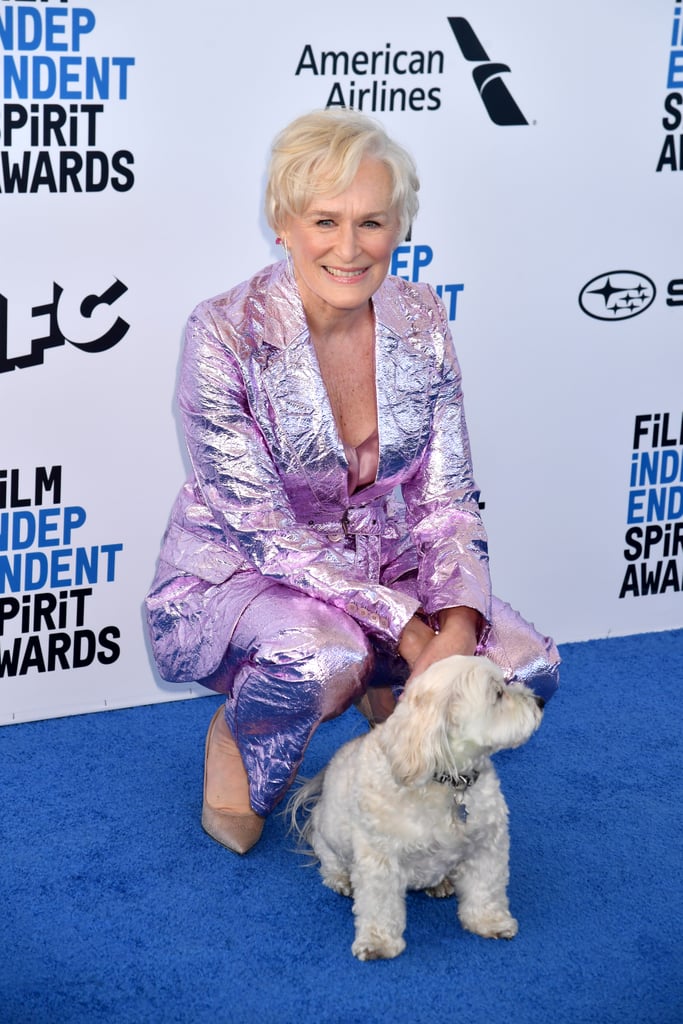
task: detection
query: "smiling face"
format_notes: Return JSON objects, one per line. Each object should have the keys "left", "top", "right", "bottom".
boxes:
{"left": 280, "top": 158, "right": 401, "bottom": 329}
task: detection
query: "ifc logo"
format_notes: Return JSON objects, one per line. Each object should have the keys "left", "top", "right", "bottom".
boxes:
{"left": 578, "top": 271, "right": 656, "bottom": 321}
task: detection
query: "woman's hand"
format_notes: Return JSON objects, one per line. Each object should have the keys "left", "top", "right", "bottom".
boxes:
{"left": 397, "top": 614, "right": 436, "bottom": 671}
{"left": 400, "top": 606, "right": 482, "bottom": 683}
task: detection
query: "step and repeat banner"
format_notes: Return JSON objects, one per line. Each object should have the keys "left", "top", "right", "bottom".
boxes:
{"left": 1, "top": 0, "right": 680, "bottom": 722}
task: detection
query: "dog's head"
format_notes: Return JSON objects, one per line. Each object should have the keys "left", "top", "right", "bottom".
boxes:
{"left": 376, "top": 655, "right": 544, "bottom": 787}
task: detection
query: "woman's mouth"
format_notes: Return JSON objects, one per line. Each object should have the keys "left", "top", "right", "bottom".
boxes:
{"left": 323, "top": 266, "right": 368, "bottom": 280}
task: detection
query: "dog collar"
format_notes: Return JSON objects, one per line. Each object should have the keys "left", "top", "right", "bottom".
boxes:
{"left": 432, "top": 769, "right": 480, "bottom": 791}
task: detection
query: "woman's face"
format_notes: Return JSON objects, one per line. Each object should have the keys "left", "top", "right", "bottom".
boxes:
{"left": 281, "top": 158, "right": 401, "bottom": 326}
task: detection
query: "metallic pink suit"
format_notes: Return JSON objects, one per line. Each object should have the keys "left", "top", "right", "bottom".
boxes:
{"left": 146, "top": 261, "right": 559, "bottom": 815}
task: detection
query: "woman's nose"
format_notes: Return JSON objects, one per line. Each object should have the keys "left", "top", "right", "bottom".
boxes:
{"left": 336, "top": 224, "right": 360, "bottom": 262}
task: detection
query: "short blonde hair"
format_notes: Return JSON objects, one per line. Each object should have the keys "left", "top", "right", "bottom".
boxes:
{"left": 265, "top": 108, "right": 419, "bottom": 242}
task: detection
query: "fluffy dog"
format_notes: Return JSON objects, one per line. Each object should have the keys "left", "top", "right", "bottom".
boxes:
{"left": 289, "top": 654, "right": 544, "bottom": 960}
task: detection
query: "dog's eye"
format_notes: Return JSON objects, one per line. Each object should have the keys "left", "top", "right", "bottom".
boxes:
{"left": 494, "top": 689, "right": 504, "bottom": 702}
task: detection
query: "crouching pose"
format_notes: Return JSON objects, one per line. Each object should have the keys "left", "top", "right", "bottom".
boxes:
{"left": 145, "top": 108, "right": 559, "bottom": 856}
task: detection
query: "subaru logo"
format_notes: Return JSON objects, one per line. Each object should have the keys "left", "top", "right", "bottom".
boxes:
{"left": 579, "top": 271, "right": 656, "bottom": 321}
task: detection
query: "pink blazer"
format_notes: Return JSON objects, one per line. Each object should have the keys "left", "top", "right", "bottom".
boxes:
{"left": 146, "top": 260, "right": 491, "bottom": 684}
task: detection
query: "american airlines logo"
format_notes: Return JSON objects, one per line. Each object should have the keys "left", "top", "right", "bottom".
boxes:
{"left": 448, "top": 17, "right": 528, "bottom": 126}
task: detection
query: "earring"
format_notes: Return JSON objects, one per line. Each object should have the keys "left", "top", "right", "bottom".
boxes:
{"left": 281, "top": 237, "right": 293, "bottom": 275}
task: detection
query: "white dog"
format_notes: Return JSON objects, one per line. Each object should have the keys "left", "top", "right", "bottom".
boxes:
{"left": 289, "top": 654, "right": 544, "bottom": 961}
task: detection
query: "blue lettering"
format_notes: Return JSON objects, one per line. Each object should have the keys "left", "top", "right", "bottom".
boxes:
{"left": 59, "top": 56, "right": 82, "bottom": 98}
{"left": 24, "top": 552, "right": 48, "bottom": 591}
{"left": 630, "top": 486, "right": 683, "bottom": 522}
{"left": 37, "top": 508, "right": 61, "bottom": 546}
{"left": 0, "top": 6, "right": 95, "bottom": 52}
{"left": 0, "top": 507, "right": 86, "bottom": 551}
{"left": 16, "top": 9, "right": 42, "bottom": 51}
{"left": 412, "top": 244, "right": 433, "bottom": 281}
{"left": 44, "top": 9, "right": 69, "bottom": 52}
{"left": 3, "top": 55, "right": 28, "bottom": 100}
{"left": 647, "top": 489, "right": 666, "bottom": 521}
{"left": 11, "top": 511, "right": 35, "bottom": 550}
{"left": 33, "top": 55, "right": 57, "bottom": 100}
{"left": 0, "top": 554, "right": 20, "bottom": 593}
{"left": 72, "top": 9, "right": 96, "bottom": 52}
{"left": 668, "top": 486, "right": 683, "bottom": 519}
{"left": 661, "top": 450, "right": 680, "bottom": 484}
{"left": 100, "top": 543, "right": 123, "bottom": 581}
{"left": 63, "top": 506, "right": 86, "bottom": 544}
{"left": 50, "top": 548, "right": 72, "bottom": 587}
{"left": 630, "top": 452, "right": 638, "bottom": 487}
{"left": 390, "top": 244, "right": 433, "bottom": 282}
{"left": 2, "top": 55, "right": 134, "bottom": 102}
{"left": 111, "top": 57, "right": 134, "bottom": 99}
{"left": 74, "top": 546, "right": 98, "bottom": 585}
{"left": 627, "top": 489, "right": 645, "bottom": 523}
{"left": 435, "top": 283, "right": 464, "bottom": 321}
{"left": 85, "top": 54, "right": 108, "bottom": 99}
{"left": 638, "top": 450, "right": 659, "bottom": 486}
{"left": 668, "top": 50, "right": 683, "bottom": 89}
{"left": 391, "top": 245, "right": 411, "bottom": 280}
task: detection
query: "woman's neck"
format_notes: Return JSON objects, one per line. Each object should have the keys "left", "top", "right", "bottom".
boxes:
{"left": 306, "top": 299, "right": 373, "bottom": 346}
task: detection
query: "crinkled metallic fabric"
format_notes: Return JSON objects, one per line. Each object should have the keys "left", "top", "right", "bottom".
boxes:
{"left": 145, "top": 260, "right": 559, "bottom": 813}
{"left": 146, "top": 260, "right": 496, "bottom": 682}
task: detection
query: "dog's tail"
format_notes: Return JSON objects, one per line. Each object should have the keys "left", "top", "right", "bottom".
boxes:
{"left": 285, "top": 768, "right": 326, "bottom": 849}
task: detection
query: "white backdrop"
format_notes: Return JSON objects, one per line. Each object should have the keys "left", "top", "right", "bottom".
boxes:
{"left": 1, "top": 0, "right": 681, "bottom": 723}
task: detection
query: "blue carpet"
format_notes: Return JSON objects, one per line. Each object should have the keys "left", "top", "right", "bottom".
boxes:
{"left": 1, "top": 630, "right": 682, "bottom": 1024}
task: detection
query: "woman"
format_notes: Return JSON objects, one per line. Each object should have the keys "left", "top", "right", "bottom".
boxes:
{"left": 145, "top": 108, "right": 559, "bottom": 855}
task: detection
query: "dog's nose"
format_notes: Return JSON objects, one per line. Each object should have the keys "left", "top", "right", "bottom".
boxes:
{"left": 534, "top": 696, "right": 546, "bottom": 710}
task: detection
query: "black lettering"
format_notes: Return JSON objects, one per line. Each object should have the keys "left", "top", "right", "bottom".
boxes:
{"left": 47, "top": 631, "right": 71, "bottom": 671}
{"left": 663, "top": 92, "right": 683, "bottom": 131}
{"left": 295, "top": 44, "right": 318, "bottom": 75}
{"left": 666, "top": 279, "right": 683, "bottom": 307}
{"left": 426, "top": 87, "right": 441, "bottom": 110}
{"left": 0, "top": 150, "right": 31, "bottom": 192}
{"left": 36, "top": 465, "right": 61, "bottom": 506}
{"left": 656, "top": 134, "right": 679, "bottom": 172}
{"left": 0, "top": 637, "right": 21, "bottom": 675}
{"left": 30, "top": 150, "right": 57, "bottom": 193}
{"left": 97, "top": 625, "right": 120, "bottom": 664}
{"left": 623, "top": 526, "right": 643, "bottom": 561}
{"left": 72, "top": 628, "right": 96, "bottom": 667}
{"left": 325, "top": 82, "right": 345, "bottom": 108}
{"left": 110, "top": 150, "right": 134, "bottom": 192}
{"left": 85, "top": 151, "right": 108, "bottom": 192}
{"left": 59, "top": 150, "right": 83, "bottom": 192}
{"left": 19, "top": 634, "right": 46, "bottom": 675}
{"left": 661, "top": 559, "right": 681, "bottom": 592}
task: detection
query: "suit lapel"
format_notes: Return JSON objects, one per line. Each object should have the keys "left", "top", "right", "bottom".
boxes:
{"left": 258, "top": 268, "right": 435, "bottom": 506}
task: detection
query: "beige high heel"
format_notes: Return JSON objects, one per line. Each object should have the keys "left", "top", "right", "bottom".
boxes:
{"left": 201, "top": 707, "right": 264, "bottom": 854}
{"left": 354, "top": 686, "right": 397, "bottom": 728}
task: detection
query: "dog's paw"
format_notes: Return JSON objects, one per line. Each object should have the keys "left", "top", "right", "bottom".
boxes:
{"left": 352, "top": 933, "right": 406, "bottom": 961}
{"left": 459, "top": 909, "right": 518, "bottom": 940}
{"left": 322, "top": 872, "right": 353, "bottom": 897}
{"left": 424, "top": 877, "right": 456, "bottom": 899}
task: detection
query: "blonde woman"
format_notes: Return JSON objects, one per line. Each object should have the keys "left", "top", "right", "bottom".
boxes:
{"left": 146, "top": 109, "right": 559, "bottom": 855}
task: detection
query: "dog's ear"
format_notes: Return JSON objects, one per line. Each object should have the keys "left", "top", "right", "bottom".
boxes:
{"left": 376, "top": 678, "right": 452, "bottom": 787}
